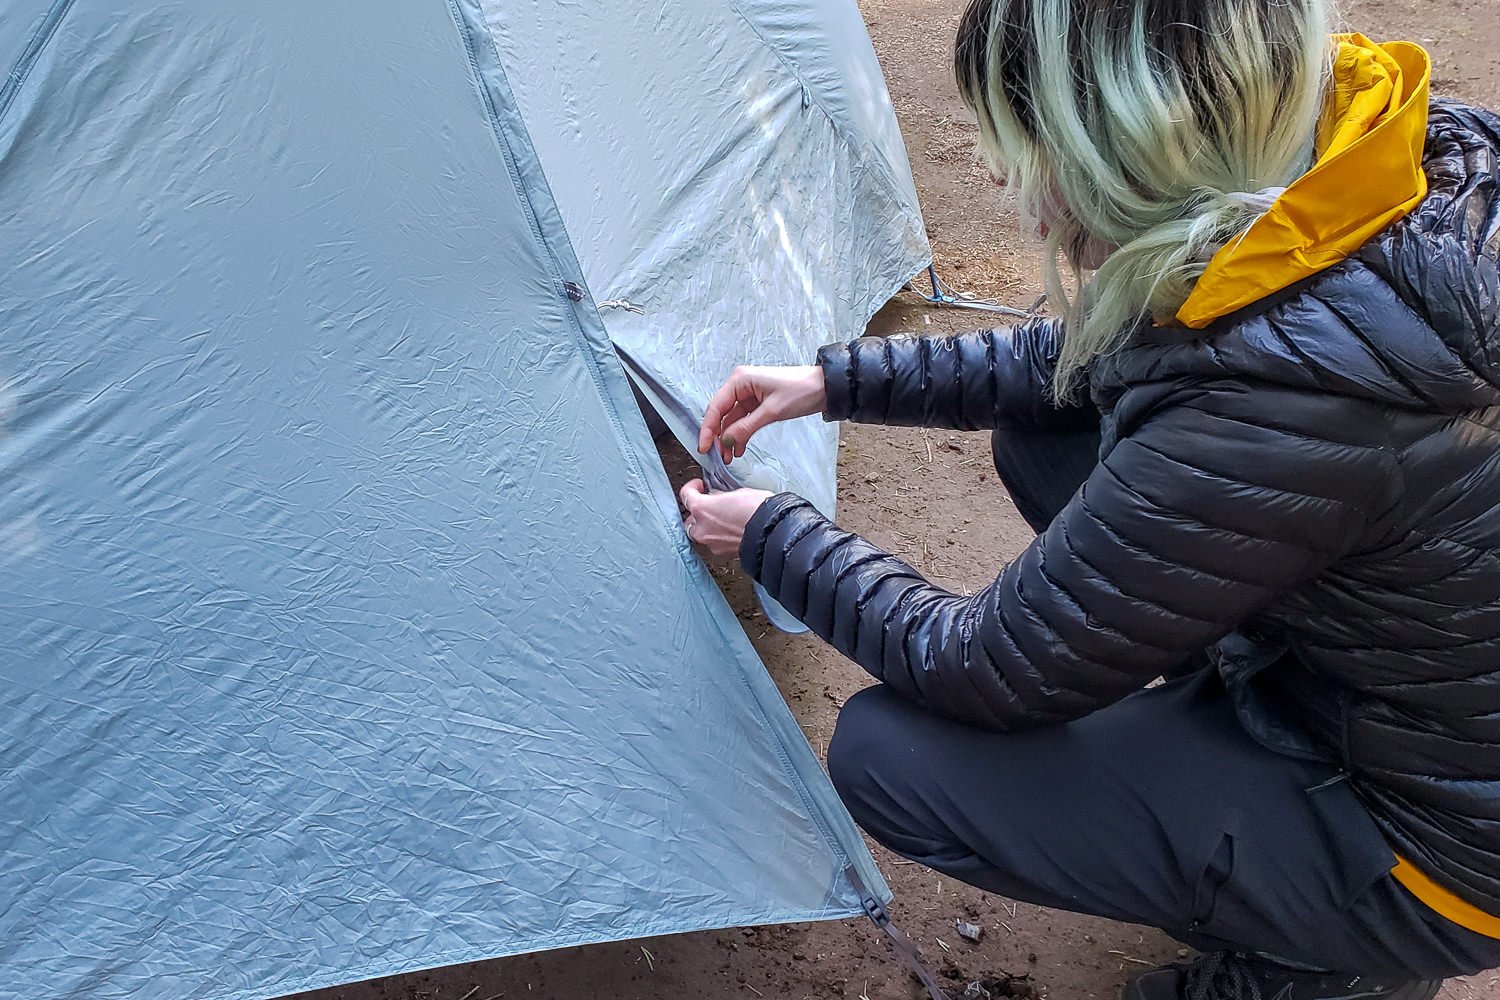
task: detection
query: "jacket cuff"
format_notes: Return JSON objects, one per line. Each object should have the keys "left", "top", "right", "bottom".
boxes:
{"left": 816, "top": 342, "right": 856, "bottom": 422}
{"left": 739, "top": 492, "right": 815, "bottom": 582}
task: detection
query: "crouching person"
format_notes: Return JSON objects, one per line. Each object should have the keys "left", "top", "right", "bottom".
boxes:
{"left": 680, "top": 1, "right": 1500, "bottom": 997}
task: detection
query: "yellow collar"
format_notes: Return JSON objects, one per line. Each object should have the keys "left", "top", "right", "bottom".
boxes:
{"left": 1176, "top": 34, "right": 1431, "bottom": 329}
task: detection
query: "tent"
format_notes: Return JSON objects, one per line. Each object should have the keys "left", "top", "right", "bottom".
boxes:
{"left": 0, "top": 1, "right": 930, "bottom": 998}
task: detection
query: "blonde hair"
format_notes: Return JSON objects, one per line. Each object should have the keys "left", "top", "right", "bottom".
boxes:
{"left": 955, "top": 0, "right": 1334, "bottom": 396}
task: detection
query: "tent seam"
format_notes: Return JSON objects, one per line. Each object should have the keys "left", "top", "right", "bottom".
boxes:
{"left": 0, "top": 0, "right": 77, "bottom": 129}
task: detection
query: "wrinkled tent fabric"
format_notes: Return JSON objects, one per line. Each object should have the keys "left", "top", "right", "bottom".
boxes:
{"left": 0, "top": 0, "right": 923, "bottom": 997}
{"left": 490, "top": 0, "right": 929, "bottom": 519}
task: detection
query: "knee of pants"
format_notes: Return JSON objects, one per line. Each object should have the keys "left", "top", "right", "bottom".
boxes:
{"left": 828, "top": 687, "right": 997, "bottom": 876}
{"left": 826, "top": 685, "right": 905, "bottom": 830}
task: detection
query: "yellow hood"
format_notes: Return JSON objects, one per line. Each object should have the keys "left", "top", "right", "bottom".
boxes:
{"left": 1176, "top": 34, "right": 1432, "bottom": 329}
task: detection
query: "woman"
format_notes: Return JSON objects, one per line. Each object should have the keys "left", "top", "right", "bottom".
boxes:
{"left": 678, "top": 1, "right": 1500, "bottom": 998}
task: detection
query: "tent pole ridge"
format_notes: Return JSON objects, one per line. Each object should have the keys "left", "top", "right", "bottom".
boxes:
{"left": 717, "top": 0, "right": 917, "bottom": 218}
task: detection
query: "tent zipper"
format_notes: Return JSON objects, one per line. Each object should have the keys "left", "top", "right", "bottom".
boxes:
{"left": 844, "top": 864, "right": 953, "bottom": 1000}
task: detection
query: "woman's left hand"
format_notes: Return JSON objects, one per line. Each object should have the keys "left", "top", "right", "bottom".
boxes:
{"left": 679, "top": 480, "right": 773, "bottom": 558}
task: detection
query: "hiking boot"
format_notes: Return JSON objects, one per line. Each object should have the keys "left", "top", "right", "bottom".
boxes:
{"left": 1120, "top": 951, "right": 1443, "bottom": 1000}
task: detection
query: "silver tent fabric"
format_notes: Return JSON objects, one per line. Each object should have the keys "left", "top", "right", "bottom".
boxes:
{"left": 488, "top": 0, "right": 929, "bottom": 519}
{"left": 0, "top": 0, "right": 919, "bottom": 997}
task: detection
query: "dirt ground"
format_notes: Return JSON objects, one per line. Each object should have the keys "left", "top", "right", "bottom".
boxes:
{"left": 301, "top": 4, "right": 1500, "bottom": 1000}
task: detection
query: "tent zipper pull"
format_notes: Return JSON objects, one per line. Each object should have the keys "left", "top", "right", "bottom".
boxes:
{"left": 843, "top": 865, "right": 952, "bottom": 1000}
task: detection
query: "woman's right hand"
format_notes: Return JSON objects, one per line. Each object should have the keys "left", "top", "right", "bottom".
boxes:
{"left": 698, "top": 365, "right": 826, "bottom": 464}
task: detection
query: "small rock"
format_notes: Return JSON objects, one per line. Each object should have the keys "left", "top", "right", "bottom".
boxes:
{"left": 1178, "top": 949, "right": 1191, "bottom": 959}
{"left": 957, "top": 920, "right": 984, "bottom": 943}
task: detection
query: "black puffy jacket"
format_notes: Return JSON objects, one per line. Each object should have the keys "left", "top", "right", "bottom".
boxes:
{"left": 741, "top": 101, "right": 1500, "bottom": 913}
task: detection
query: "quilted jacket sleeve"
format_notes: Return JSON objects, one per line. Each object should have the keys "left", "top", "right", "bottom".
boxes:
{"left": 817, "top": 318, "right": 1097, "bottom": 431}
{"left": 740, "top": 384, "right": 1400, "bottom": 731}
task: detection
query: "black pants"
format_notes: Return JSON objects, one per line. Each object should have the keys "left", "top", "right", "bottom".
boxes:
{"left": 826, "top": 424, "right": 1500, "bottom": 980}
